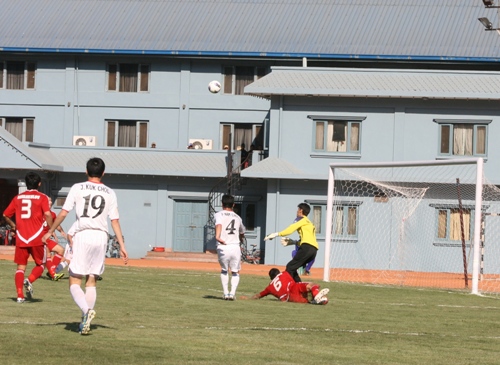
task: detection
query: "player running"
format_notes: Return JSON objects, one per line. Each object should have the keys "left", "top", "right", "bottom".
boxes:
{"left": 245, "top": 268, "right": 329, "bottom": 304}
{"left": 3, "top": 172, "right": 56, "bottom": 303}
{"left": 43, "top": 157, "right": 128, "bottom": 335}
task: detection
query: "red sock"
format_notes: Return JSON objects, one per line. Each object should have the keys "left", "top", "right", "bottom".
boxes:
{"left": 15, "top": 270, "right": 25, "bottom": 298}
{"left": 50, "top": 254, "right": 62, "bottom": 275}
{"left": 28, "top": 265, "right": 44, "bottom": 283}
{"left": 310, "top": 285, "right": 320, "bottom": 298}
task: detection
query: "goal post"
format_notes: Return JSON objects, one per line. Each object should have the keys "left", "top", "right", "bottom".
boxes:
{"left": 323, "top": 158, "right": 490, "bottom": 295}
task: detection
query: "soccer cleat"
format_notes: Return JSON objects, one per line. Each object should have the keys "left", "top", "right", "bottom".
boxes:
{"left": 80, "top": 309, "right": 96, "bottom": 335}
{"left": 313, "top": 288, "right": 330, "bottom": 303}
{"left": 52, "top": 272, "right": 65, "bottom": 281}
{"left": 23, "top": 279, "right": 33, "bottom": 299}
{"left": 46, "top": 272, "right": 53, "bottom": 280}
{"left": 228, "top": 294, "right": 235, "bottom": 301}
{"left": 17, "top": 298, "right": 25, "bottom": 303}
{"left": 223, "top": 294, "right": 229, "bottom": 300}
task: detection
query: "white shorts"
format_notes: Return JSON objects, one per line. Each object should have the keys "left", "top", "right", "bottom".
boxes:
{"left": 69, "top": 230, "right": 108, "bottom": 276}
{"left": 217, "top": 244, "right": 241, "bottom": 273}
{"left": 63, "top": 243, "right": 73, "bottom": 261}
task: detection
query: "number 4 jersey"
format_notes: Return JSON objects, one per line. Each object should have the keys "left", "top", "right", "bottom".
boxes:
{"left": 3, "top": 190, "right": 51, "bottom": 247}
{"left": 62, "top": 181, "right": 120, "bottom": 235}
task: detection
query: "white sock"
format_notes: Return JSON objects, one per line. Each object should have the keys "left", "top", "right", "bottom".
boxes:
{"left": 230, "top": 273, "right": 240, "bottom": 295}
{"left": 220, "top": 272, "right": 229, "bottom": 295}
{"left": 70, "top": 284, "right": 89, "bottom": 315}
{"left": 85, "top": 286, "right": 97, "bottom": 310}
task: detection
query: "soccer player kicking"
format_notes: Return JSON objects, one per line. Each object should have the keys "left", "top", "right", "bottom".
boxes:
{"left": 244, "top": 268, "right": 329, "bottom": 304}
{"left": 215, "top": 194, "right": 245, "bottom": 301}
{"left": 43, "top": 158, "right": 128, "bottom": 335}
{"left": 3, "top": 172, "right": 56, "bottom": 303}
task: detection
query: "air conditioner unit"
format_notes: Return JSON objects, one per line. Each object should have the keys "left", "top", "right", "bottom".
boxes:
{"left": 73, "top": 135, "right": 96, "bottom": 146}
{"left": 189, "top": 138, "right": 213, "bottom": 150}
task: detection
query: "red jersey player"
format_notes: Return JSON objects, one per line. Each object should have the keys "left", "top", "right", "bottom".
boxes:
{"left": 3, "top": 172, "right": 54, "bottom": 303}
{"left": 248, "top": 268, "right": 329, "bottom": 304}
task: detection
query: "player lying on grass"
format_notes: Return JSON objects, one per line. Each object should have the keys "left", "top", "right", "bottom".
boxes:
{"left": 242, "top": 268, "right": 329, "bottom": 304}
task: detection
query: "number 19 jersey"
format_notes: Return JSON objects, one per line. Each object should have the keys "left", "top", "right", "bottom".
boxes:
{"left": 62, "top": 181, "right": 120, "bottom": 235}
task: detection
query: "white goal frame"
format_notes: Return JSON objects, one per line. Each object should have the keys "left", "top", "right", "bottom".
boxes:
{"left": 323, "top": 158, "right": 484, "bottom": 295}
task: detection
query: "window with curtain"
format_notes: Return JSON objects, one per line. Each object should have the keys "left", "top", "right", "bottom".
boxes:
{"left": 223, "top": 66, "right": 268, "bottom": 95}
{"left": 220, "top": 122, "right": 265, "bottom": 150}
{"left": 0, "top": 117, "right": 34, "bottom": 142}
{"left": 436, "top": 120, "right": 488, "bottom": 157}
{"left": 435, "top": 206, "right": 473, "bottom": 243}
{"left": 309, "top": 202, "right": 359, "bottom": 239}
{"left": 313, "top": 118, "right": 362, "bottom": 153}
{"left": 107, "top": 63, "right": 149, "bottom": 92}
{"left": 106, "top": 120, "right": 148, "bottom": 147}
{"left": 0, "top": 61, "right": 36, "bottom": 90}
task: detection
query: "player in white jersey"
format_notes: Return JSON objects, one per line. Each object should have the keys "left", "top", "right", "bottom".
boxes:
{"left": 214, "top": 194, "right": 245, "bottom": 301}
{"left": 43, "top": 157, "right": 128, "bottom": 335}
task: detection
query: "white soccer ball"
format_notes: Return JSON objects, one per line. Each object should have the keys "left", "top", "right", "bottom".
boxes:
{"left": 208, "top": 80, "right": 221, "bottom": 93}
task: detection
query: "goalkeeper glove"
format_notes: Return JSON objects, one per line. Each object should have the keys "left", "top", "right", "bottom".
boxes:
{"left": 264, "top": 232, "right": 279, "bottom": 241}
{"left": 280, "top": 237, "right": 296, "bottom": 247}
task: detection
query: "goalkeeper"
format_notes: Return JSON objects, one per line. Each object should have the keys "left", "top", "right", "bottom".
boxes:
{"left": 264, "top": 203, "right": 318, "bottom": 282}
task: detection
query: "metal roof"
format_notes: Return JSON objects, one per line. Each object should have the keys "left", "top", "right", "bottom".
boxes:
{"left": 0, "top": 0, "right": 499, "bottom": 61}
{"left": 244, "top": 67, "right": 500, "bottom": 99}
{"left": 0, "top": 129, "right": 228, "bottom": 178}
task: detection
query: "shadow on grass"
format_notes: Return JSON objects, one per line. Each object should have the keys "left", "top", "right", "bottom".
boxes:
{"left": 203, "top": 295, "right": 225, "bottom": 300}
{"left": 59, "top": 322, "right": 113, "bottom": 333}
{"left": 9, "top": 297, "right": 43, "bottom": 303}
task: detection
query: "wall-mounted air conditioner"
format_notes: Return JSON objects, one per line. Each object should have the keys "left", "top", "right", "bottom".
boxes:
{"left": 73, "top": 135, "right": 96, "bottom": 146}
{"left": 189, "top": 139, "right": 213, "bottom": 150}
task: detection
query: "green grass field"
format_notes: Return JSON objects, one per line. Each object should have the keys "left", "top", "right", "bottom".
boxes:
{"left": 1, "top": 260, "right": 500, "bottom": 365}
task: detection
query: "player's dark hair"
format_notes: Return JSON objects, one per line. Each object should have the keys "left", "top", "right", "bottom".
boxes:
{"left": 86, "top": 157, "right": 105, "bottom": 178}
{"left": 269, "top": 268, "right": 280, "bottom": 280}
{"left": 298, "top": 202, "right": 310, "bottom": 216}
{"left": 25, "top": 172, "right": 41, "bottom": 190}
{"left": 221, "top": 194, "right": 235, "bottom": 208}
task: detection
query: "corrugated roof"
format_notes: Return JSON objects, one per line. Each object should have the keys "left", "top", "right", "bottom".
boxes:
{"left": 244, "top": 67, "right": 500, "bottom": 99}
{"left": 0, "top": 1, "right": 498, "bottom": 61}
{"left": 241, "top": 157, "right": 323, "bottom": 180}
{"left": 0, "top": 129, "right": 228, "bottom": 177}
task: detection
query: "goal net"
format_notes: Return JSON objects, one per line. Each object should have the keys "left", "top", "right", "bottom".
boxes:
{"left": 323, "top": 158, "right": 500, "bottom": 296}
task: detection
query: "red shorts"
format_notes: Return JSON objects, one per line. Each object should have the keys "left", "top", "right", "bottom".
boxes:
{"left": 45, "top": 238, "right": 58, "bottom": 251}
{"left": 14, "top": 245, "right": 45, "bottom": 266}
{"left": 288, "top": 282, "right": 310, "bottom": 303}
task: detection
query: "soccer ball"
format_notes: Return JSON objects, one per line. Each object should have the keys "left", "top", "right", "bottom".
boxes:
{"left": 208, "top": 80, "right": 221, "bottom": 93}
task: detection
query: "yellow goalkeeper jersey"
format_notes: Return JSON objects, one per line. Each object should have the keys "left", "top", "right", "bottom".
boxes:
{"left": 278, "top": 216, "right": 318, "bottom": 250}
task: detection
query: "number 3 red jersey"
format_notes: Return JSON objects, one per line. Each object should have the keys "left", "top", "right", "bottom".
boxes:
{"left": 3, "top": 190, "right": 51, "bottom": 247}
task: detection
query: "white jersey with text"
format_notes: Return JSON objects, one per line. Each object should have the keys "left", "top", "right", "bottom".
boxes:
{"left": 62, "top": 181, "right": 119, "bottom": 235}
{"left": 214, "top": 210, "right": 245, "bottom": 245}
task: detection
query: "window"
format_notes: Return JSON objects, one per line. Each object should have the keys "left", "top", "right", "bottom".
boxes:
{"left": 106, "top": 120, "right": 148, "bottom": 147}
{"left": 223, "top": 66, "right": 267, "bottom": 95}
{"left": 0, "top": 117, "right": 34, "bottom": 142}
{"left": 107, "top": 64, "right": 149, "bottom": 92}
{"left": 435, "top": 119, "right": 490, "bottom": 157}
{"left": 0, "top": 61, "right": 36, "bottom": 89}
{"left": 234, "top": 202, "right": 256, "bottom": 231}
{"left": 221, "top": 122, "right": 264, "bottom": 150}
{"left": 433, "top": 204, "right": 475, "bottom": 245}
{"left": 309, "top": 116, "right": 365, "bottom": 153}
{"left": 308, "top": 202, "right": 359, "bottom": 239}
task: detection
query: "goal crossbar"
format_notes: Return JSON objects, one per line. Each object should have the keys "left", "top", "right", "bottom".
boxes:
{"left": 323, "top": 158, "right": 484, "bottom": 295}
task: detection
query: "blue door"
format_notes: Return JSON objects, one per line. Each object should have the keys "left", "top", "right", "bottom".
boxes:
{"left": 173, "top": 201, "right": 207, "bottom": 252}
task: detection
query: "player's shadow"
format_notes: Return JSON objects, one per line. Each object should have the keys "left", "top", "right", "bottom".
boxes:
{"left": 9, "top": 297, "right": 43, "bottom": 303}
{"left": 60, "top": 322, "right": 112, "bottom": 333}
{"left": 203, "top": 295, "right": 225, "bottom": 300}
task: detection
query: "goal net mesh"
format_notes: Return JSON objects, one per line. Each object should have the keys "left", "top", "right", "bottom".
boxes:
{"left": 325, "top": 161, "right": 500, "bottom": 296}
